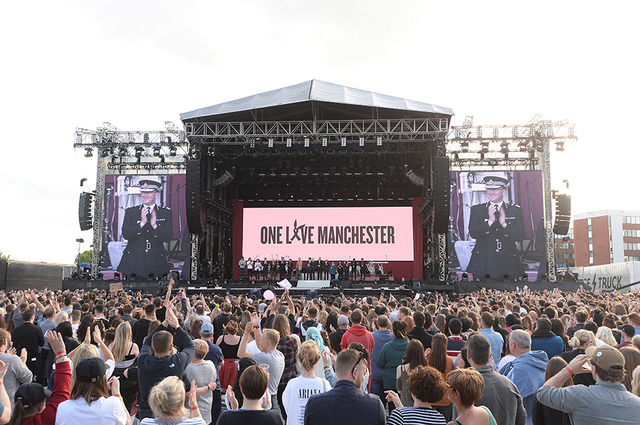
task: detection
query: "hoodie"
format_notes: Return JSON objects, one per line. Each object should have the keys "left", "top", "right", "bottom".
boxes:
{"left": 371, "top": 329, "right": 394, "bottom": 379}
{"left": 376, "top": 337, "right": 409, "bottom": 389}
{"left": 500, "top": 350, "right": 548, "bottom": 425}
{"left": 340, "top": 324, "right": 375, "bottom": 354}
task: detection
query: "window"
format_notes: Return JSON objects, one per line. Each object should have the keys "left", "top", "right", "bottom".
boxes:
{"left": 625, "top": 256, "right": 640, "bottom": 262}
{"left": 624, "top": 229, "right": 640, "bottom": 237}
{"left": 624, "top": 242, "right": 640, "bottom": 251}
{"left": 624, "top": 216, "right": 640, "bottom": 224}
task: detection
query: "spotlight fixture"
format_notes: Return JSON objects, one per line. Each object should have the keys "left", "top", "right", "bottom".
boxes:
{"left": 168, "top": 145, "right": 177, "bottom": 156}
{"left": 268, "top": 138, "right": 274, "bottom": 148}
{"left": 135, "top": 146, "right": 144, "bottom": 158}
{"left": 84, "top": 148, "right": 94, "bottom": 158}
{"left": 101, "top": 148, "right": 110, "bottom": 158}
{"left": 555, "top": 141, "right": 565, "bottom": 152}
{"left": 250, "top": 138, "right": 256, "bottom": 148}
{"left": 143, "top": 133, "right": 149, "bottom": 143}
{"left": 376, "top": 136, "right": 382, "bottom": 146}
{"left": 321, "top": 137, "right": 327, "bottom": 147}
{"left": 152, "top": 146, "right": 161, "bottom": 156}
{"left": 500, "top": 141, "right": 509, "bottom": 154}
{"left": 359, "top": 137, "right": 365, "bottom": 147}
{"left": 286, "top": 138, "right": 292, "bottom": 148}
{"left": 304, "top": 137, "right": 309, "bottom": 148}
{"left": 341, "top": 137, "right": 347, "bottom": 147}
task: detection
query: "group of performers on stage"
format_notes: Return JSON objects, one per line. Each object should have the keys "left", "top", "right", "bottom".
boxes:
{"left": 238, "top": 257, "right": 385, "bottom": 281}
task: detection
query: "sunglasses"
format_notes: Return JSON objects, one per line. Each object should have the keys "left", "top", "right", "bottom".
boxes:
{"left": 351, "top": 350, "right": 367, "bottom": 374}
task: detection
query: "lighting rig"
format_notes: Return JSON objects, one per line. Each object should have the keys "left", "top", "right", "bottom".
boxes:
{"left": 74, "top": 122, "right": 188, "bottom": 279}
{"left": 447, "top": 115, "right": 577, "bottom": 281}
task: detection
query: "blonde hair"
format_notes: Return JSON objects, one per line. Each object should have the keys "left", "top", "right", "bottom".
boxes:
{"left": 298, "top": 340, "right": 321, "bottom": 371}
{"left": 447, "top": 368, "right": 484, "bottom": 408}
{"left": 595, "top": 327, "right": 618, "bottom": 347}
{"left": 262, "top": 329, "right": 280, "bottom": 347}
{"left": 148, "top": 376, "right": 187, "bottom": 421}
{"left": 54, "top": 311, "right": 69, "bottom": 326}
{"left": 110, "top": 322, "right": 132, "bottom": 362}
{"left": 193, "top": 339, "right": 209, "bottom": 360}
{"left": 71, "top": 344, "right": 101, "bottom": 387}
{"left": 568, "top": 330, "right": 593, "bottom": 348}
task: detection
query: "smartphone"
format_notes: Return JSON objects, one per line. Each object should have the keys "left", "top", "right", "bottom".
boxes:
{"left": 176, "top": 295, "right": 183, "bottom": 300}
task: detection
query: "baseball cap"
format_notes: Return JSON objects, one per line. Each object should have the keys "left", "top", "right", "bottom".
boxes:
{"left": 621, "top": 324, "right": 636, "bottom": 337}
{"left": 201, "top": 323, "right": 214, "bottom": 335}
{"left": 585, "top": 345, "right": 625, "bottom": 373}
{"left": 338, "top": 315, "right": 349, "bottom": 326}
{"left": 15, "top": 383, "right": 52, "bottom": 409}
{"left": 258, "top": 303, "right": 267, "bottom": 313}
{"left": 75, "top": 357, "right": 108, "bottom": 383}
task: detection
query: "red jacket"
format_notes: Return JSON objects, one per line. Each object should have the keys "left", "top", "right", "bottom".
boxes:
{"left": 340, "top": 324, "right": 375, "bottom": 354}
{"left": 22, "top": 360, "right": 71, "bottom": 425}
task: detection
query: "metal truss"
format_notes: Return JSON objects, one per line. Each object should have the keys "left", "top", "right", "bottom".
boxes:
{"left": 91, "top": 158, "right": 107, "bottom": 279}
{"left": 186, "top": 118, "right": 449, "bottom": 144}
{"left": 446, "top": 116, "right": 577, "bottom": 282}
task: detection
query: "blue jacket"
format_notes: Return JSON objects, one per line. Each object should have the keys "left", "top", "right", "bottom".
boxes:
{"left": 530, "top": 330, "right": 564, "bottom": 360}
{"left": 500, "top": 350, "right": 548, "bottom": 425}
{"left": 304, "top": 380, "right": 385, "bottom": 425}
{"left": 370, "top": 329, "right": 393, "bottom": 380}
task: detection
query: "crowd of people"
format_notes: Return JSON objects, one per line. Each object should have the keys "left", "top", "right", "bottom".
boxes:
{"left": 0, "top": 283, "right": 640, "bottom": 424}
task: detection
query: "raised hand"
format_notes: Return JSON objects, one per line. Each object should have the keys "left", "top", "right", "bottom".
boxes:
{"left": 488, "top": 204, "right": 497, "bottom": 226}
{"left": 93, "top": 325, "right": 103, "bottom": 345}
{"left": 140, "top": 207, "right": 149, "bottom": 227}
{"left": 188, "top": 379, "right": 198, "bottom": 410}
{"left": 499, "top": 206, "right": 507, "bottom": 227}
{"left": 48, "top": 331, "right": 66, "bottom": 356}
{"left": 227, "top": 385, "right": 239, "bottom": 410}
{"left": 150, "top": 209, "right": 158, "bottom": 229}
{"left": 109, "top": 375, "right": 120, "bottom": 396}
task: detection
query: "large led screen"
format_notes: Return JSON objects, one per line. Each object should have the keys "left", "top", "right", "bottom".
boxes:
{"left": 242, "top": 207, "right": 414, "bottom": 261}
{"left": 100, "top": 175, "right": 189, "bottom": 278}
{"left": 448, "top": 170, "right": 544, "bottom": 279}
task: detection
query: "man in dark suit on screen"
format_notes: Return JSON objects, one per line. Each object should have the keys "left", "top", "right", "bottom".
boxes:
{"left": 118, "top": 177, "right": 173, "bottom": 278}
{"left": 466, "top": 176, "right": 525, "bottom": 280}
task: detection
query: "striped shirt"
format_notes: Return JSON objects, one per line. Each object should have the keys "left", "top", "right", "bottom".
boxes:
{"left": 387, "top": 407, "right": 447, "bottom": 425}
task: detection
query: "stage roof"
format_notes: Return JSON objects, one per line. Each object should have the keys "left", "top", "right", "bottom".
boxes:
{"left": 180, "top": 80, "right": 454, "bottom": 122}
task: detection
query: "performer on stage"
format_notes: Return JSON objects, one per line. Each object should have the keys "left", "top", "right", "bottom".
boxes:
{"left": 466, "top": 176, "right": 525, "bottom": 280}
{"left": 118, "top": 177, "right": 173, "bottom": 278}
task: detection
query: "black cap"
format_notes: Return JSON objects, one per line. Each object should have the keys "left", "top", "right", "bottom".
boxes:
{"left": 621, "top": 324, "right": 636, "bottom": 337}
{"left": 75, "top": 357, "right": 108, "bottom": 383}
{"left": 14, "top": 383, "right": 51, "bottom": 409}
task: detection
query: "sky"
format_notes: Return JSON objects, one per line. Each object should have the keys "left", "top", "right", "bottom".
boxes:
{"left": 1, "top": 0, "right": 639, "bottom": 265}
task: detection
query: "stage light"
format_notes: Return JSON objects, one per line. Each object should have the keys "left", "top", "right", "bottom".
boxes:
{"left": 152, "top": 146, "right": 161, "bottom": 156}
{"left": 167, "top": 136, "right": 172, "bottom": 143}
{"left": 135, "top": 147, "right": 144, "bottom": 158}
{"left": 376, "top": 136, "right": 382, "bottom": 146}
{"left": 286, "top": 138, "right": 292, "bottom": 148}
{"left": 500, "top": 141, "right": 509, "bottom": 154}
{"left": 555, "top": 141, "right": 565, "bottom": 151}
{"left": 304, "top": 137, "right": 309, "bottom": 148}
{"left": 84, "top": 148, "right": 94, "bottom": 158}
{"left": 359, "top": 137, "right": 365, "bottom": 146}
{"left": 169, "top": 145, "right": 177, "bottom": 156}
{"left": 101, "top": 148, "right": 110, "bottom": 158}
{"left": 460, "top": 141, "right": 469, "bottom": 153}
{"left": 321, "top": 137, "right": 327, "bottom": 147}
{"left": 250, "top": 138, "right": 256, "bottom": 148}
{"left": 143, "top": 133, "right": 149, "bottom": 143}
{"left": 341, "top": 137, "right": 347, "bottom": 147}
{"left": 268, "top": 138, "right": 274, "bottom": 148}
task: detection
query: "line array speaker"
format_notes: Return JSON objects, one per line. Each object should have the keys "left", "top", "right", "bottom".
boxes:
{"left": 553, "top": 194, "right": 571, "bottom": 235}
{"left": 78, "top": 192, "right": 94, "bottom": 231}
{"left": 432, "top": 156, "right": 450, "bottom": 234}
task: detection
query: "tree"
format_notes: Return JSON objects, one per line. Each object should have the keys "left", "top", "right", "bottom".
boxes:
{"left": 0, "top": 251, "right": 11, "bottom": 261}
{"left": 75, "top": 250, "right": 93, "bottom": 265}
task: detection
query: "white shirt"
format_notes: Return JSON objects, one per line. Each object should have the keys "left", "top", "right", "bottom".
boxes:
{"left": 282, "top": 376, "right": 331, "bottom": 425}
{"left": 55, "top": 396, "right": 128, "bottom": 425}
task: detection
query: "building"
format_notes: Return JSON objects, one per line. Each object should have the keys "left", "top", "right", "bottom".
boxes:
{"left": 573, "top": 210, "right": 640, "bottom": 267}
{"left": 555, "top": 230, "right": 575, "bottom": 270}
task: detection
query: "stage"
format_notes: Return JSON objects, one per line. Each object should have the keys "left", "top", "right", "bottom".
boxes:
{"left": 61, "top": 278, "right": 582, "bottom": 297}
